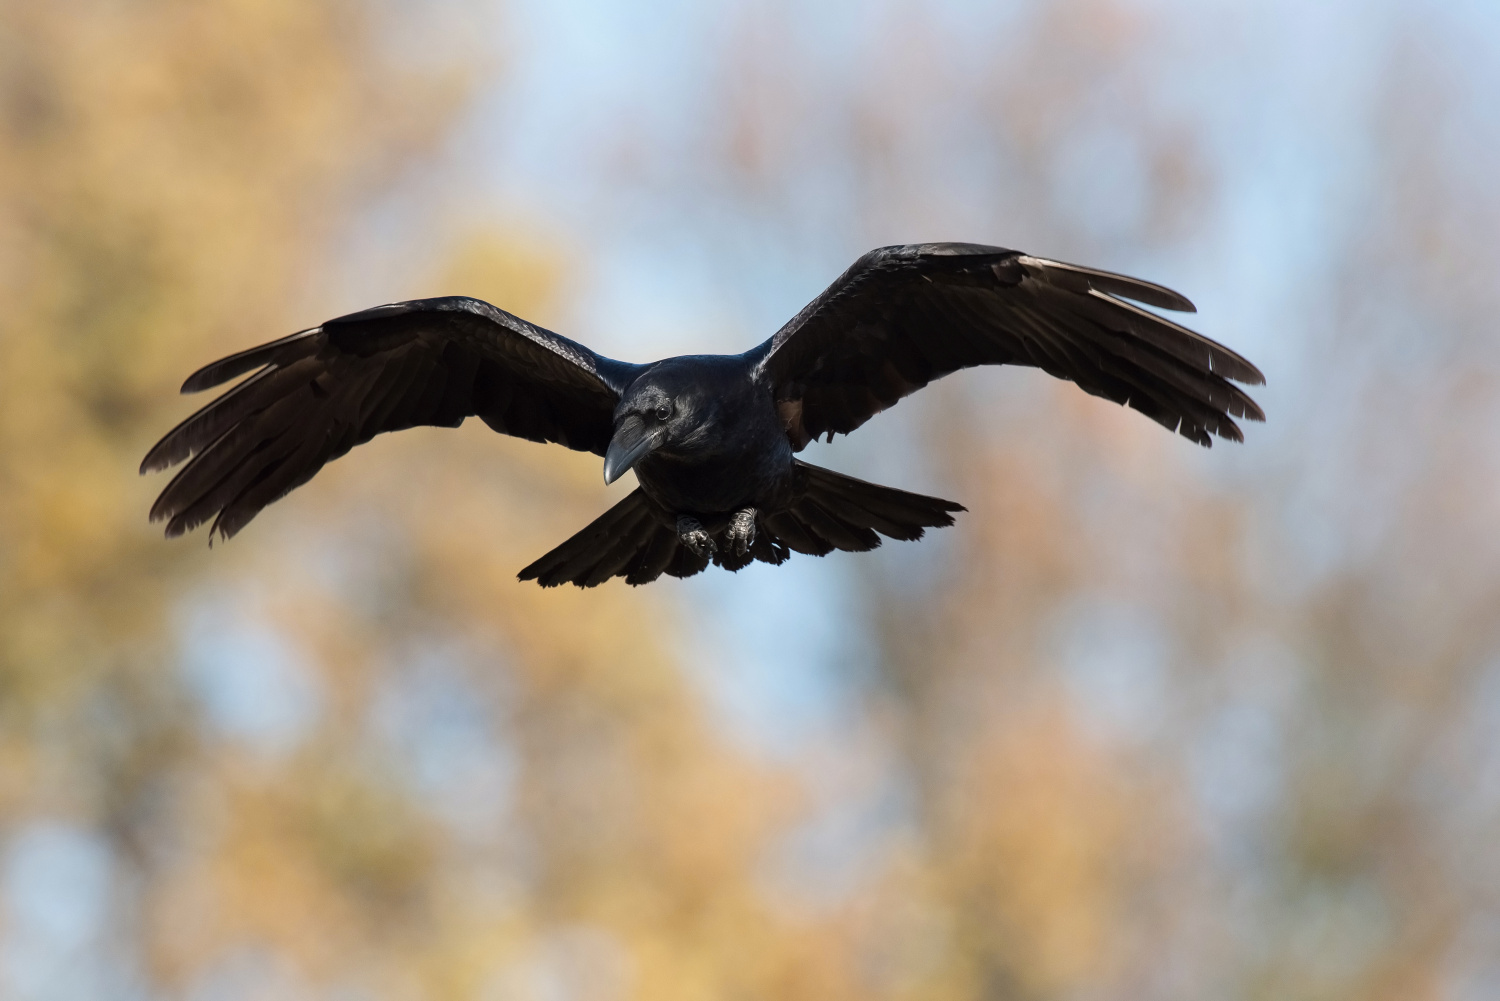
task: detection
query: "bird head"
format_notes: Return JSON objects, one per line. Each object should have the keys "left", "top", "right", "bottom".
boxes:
{"left": 602, "top": 362, "right": 721, "bottom": 484}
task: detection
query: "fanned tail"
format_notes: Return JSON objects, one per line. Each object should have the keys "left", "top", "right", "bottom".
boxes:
{"left": 518, "top": 463, "right": 964, "bottom": 588}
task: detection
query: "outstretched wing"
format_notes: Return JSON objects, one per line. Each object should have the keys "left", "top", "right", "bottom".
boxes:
{"left": 753, "top": 243, "right": 1265, "bottom": 449}
{"left": 142, "top": 296, "right": 644, "bottom": 540}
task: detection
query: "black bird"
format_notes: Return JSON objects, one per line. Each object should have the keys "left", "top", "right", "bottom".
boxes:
{"left": 141, "top": 244, "right": 1264, "bottom": 587}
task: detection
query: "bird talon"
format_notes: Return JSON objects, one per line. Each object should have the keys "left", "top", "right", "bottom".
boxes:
{"left": 676, "top": 515, "right": 717, "bottom": 558}
{"left": 726, "top": 507, "right": 757, "bottom": 556}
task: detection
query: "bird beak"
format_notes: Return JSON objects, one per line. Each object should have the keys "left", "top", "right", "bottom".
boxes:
{"left": 603, "top": 416, "right": 661, "bottom": 485}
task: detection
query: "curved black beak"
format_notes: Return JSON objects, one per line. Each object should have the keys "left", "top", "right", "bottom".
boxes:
{"left": 603, "top": 416, "right": 661, "bottom": 485}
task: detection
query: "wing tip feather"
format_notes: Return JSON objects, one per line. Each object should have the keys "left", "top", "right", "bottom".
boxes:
{"left": 1019, "top": 255, "right": 1198, "bottom": 313}
{"left": 179, "top": 327, "right": 320, "bottom": 394}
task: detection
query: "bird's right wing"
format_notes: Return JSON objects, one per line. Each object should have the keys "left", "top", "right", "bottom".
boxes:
{"left": 142, "top": 296, "right": 644, "bottom": 540}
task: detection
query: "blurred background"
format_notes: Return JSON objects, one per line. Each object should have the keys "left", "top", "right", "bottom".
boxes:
{"left": 3, "top": 0, "right": 1499, "bottom": 998}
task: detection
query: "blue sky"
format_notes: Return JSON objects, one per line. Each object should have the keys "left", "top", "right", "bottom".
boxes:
{"left": 10, "top": 1, "right": 1500, "bottom": 996}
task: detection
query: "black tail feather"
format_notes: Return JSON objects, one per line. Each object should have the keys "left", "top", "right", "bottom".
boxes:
{"left": 764, "top": 461, "right": 964, "bottom": 555}
{"left": 517, "top": 463, "right": 963, "bottom": 588}
{"left": 519, "top": 489, "right": 669, "bottom": 588}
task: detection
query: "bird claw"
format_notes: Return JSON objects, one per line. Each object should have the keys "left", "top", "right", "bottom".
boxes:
{"left": 726, "top": 507, "right": 757, "bottom": 556}
{"left": 676, "top": 515, "right": 716, "bottom": 558}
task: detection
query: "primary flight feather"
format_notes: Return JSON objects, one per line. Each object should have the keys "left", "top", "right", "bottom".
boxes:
{"left": 142, "top": 243, "right": 1265, "bottom": 586}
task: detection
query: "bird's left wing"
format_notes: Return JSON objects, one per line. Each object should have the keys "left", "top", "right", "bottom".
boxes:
{"left": 142, "top": 296, "right": 644, "bottom": 540}
{"left": 752, "top": 243, "right": 1264, "bottom": 449}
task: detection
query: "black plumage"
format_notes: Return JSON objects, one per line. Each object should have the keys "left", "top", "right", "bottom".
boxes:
{"left": 142, "top": 243, "right": 1265, "bottom": 586}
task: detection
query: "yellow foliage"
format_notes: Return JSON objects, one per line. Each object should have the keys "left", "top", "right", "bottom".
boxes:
{"left": 2, "top": 2, "right": 1492, "bottom": 999}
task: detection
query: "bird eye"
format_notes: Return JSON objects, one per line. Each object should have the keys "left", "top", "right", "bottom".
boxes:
{"left": 655, "top": 405, "right": 672, "bottom": 421}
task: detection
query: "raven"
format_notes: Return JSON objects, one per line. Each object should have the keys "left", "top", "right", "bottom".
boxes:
{"left": 142, "top": 243, "right": 1264, "bottom": 587}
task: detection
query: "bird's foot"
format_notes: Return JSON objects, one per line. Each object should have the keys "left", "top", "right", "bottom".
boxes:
{"left": 676, "top": 515, "right": 717, "bottom": 558}
{"left": 726, "top": 507, "right": 757, "bottom": 556}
